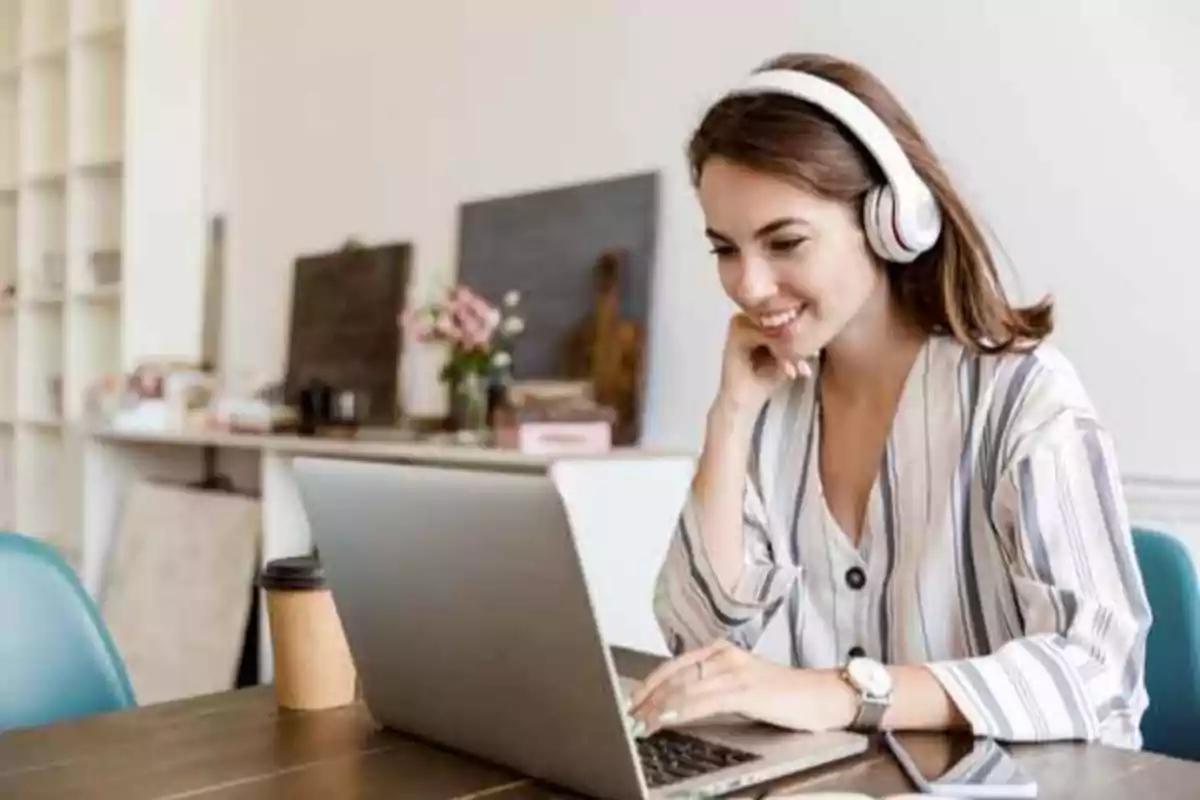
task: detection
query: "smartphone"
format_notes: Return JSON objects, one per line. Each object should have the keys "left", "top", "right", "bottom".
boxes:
{"left": 883, "top": 731, "right": 1038, "bottom": 798}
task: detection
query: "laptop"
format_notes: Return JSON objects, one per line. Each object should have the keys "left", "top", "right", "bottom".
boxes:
{"left": 293, "top": 457, "right": 867, "bottom": 799}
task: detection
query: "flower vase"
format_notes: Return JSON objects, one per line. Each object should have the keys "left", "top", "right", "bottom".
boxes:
{"left": 450, "top": 371, "right": 490, "bottom": 439}
{"left": 486, "top": 357, "right": 513, "bottom": 427}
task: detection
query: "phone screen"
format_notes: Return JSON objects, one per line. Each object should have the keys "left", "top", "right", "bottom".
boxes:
{"left": 884, "top": 732, "right": 1037, "bottom": 797}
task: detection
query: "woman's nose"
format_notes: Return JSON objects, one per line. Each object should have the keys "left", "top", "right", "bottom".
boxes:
{"left": 733, "top": 255, "right": 777, "bottom": 305}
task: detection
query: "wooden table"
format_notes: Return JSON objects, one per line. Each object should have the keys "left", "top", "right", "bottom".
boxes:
{"left": 3, "top": 678, "right": 1198, "bottom": 798}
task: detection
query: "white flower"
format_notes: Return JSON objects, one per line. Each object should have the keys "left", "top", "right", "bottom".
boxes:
{"left": 503, "top": 290, "right": 521, "bottom": 308}
{"left": 491, "top": 350, "right": 513, "bottom": 368}
{"left": 501, "top": 316, "right": 525, "bottom": 336}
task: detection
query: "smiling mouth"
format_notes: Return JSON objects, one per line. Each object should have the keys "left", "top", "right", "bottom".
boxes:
{"left": 757, "top": 307, "right": 801, "bottom": 336}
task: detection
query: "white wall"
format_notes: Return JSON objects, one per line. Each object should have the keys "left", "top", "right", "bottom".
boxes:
{"left": 124, "top": 0, "right": 212, "bottom": 369}
{"left": 204, "top": 0, "right": 234, "bottom": 218}
{"left": 220, "top": 0, "right": 1200, "bottom": 482}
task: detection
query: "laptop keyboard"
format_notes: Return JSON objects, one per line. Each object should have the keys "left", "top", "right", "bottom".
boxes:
{"left": 636, "top": 729, "right": 761, "bottom": 788}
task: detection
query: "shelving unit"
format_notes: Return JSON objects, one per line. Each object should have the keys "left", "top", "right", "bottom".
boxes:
{"left": 1, "top": 2, "right": 21, "bottom": 489}
{"left": 0, "top": 312, "right": 15, "bottom": 421}
{"left": 0, "top": 0, "right": 126, "bottom": 566}
{"left": 0, "top": 425, "right": 14, "bottom": 530}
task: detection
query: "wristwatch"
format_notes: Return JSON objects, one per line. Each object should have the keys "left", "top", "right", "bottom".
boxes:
{"left": 841, "top": 656, "right": 894, "bottom": 731}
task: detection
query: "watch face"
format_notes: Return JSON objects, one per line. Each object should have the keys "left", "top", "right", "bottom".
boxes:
{"left": 847, "top": 657, "right": 893, "bottom": 699}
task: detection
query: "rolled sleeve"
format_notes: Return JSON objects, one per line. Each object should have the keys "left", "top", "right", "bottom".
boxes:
{"left": 654, "top": 470, "right": 797, "bottom": 654}
{"left": 928, "top": 419, "right": 1151, "bottom": 746}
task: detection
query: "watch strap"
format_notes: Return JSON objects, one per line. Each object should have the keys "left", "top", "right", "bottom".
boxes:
{"left": 842, "top": 658, "right": 893, "bottom": 732}
{"left": 850, "top": 694, "right": 888, "bottom": 731}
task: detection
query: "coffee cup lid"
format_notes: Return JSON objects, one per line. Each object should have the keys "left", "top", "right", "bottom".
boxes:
{"left": 258, "top": 555, "right": 327, "bottom": 591}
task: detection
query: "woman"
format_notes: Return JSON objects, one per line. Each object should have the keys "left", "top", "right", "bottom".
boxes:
{"left": 629, "top": 53, "right": 1151, "bottom": 749}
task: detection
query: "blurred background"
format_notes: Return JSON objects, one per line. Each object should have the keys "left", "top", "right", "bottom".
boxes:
{"left": 216, "top": 0, "right": 1200, "bottom": 470}
{"left": 1, "top": 0, "right": 1197, "bottom": 706}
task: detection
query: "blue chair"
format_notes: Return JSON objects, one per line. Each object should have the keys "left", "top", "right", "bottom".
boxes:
{"left": 0, "top": 532, "right": 135, "bottom": 731}
{"left": 1133, "top": 527, "right": 1200, "bottom": 761}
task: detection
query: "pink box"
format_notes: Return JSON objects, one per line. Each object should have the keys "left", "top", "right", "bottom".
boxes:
{"left": 494, "top": 421, "right": 612, "bottom": 454}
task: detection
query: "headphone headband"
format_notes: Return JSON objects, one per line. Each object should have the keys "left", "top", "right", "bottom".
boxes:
{"left": 727, "top": 70, "right": 922, "bottom": 196}
{"left": 720, "top": 68, "right": 942, "bottom": 262}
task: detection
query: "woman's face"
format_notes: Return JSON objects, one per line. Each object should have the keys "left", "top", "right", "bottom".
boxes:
{"left": 698, "top": 156, "right": 884, "bottom": 363}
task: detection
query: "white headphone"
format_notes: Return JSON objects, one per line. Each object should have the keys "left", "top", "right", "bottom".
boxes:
{"left": 723, "top": 69, "right": 942, "bottom": 263}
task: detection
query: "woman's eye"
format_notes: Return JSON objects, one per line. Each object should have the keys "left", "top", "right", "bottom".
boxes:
{"left": 708, "top": 244, "right": 737, "bottom": 258}
{"left": 769, "top": 238, "right": 806, "bottom": 255}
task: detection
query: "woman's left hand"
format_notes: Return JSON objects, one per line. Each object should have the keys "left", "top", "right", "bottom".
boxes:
{"left": 627, "top": 639, "right": 858, "bottom": 736}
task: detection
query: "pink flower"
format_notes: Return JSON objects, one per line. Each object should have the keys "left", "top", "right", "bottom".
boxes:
{"left": 475, "top": 311, "right": 499, "bottom": 343}
{"left": 446, "top": 286, "right": 499, "bottom": 346}
{"left": 434, "top": 309, "right": 460, "bottom": 341}
{"left": 460, "top": 312, "right": 492, "bottom": 350}
{"left": 402, "top": 283, "right": 504, "bottom": 353}
{"left": 410, "top": 319, "right": 434, "bottom": 342}
{"left": 448, "top": 285, "right": 481, "bottom": 313}
{"left": 467, "top": 293, "right": 494, "bottom": 320}
{"left": 462, "top": 328, "right": 491, "bottom": 352}
{"left": 399, "top": 308, "right": 436, "bottom": 343}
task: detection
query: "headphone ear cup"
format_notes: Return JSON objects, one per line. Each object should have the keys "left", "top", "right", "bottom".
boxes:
{"left": 900, "top": 190, "right": 943, "bottom": 255}
{"left": 874, "top": 186, "right": 918, "bottom": 263}
{"left": 862, "top": 186, "right": 898, "bottom": 262}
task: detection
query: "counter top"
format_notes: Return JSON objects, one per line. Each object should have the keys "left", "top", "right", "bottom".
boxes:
{"left": 86, "top": 426, "right": 694, "bottom": 470}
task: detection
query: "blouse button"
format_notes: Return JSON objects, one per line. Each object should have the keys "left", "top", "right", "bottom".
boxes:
{"left": 845, "top": 566, "right": 866, "bottom": 590}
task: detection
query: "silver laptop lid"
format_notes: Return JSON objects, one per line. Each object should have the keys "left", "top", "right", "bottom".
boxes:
{"left": 293, "top": 457, "right": 646, "bottom": 798}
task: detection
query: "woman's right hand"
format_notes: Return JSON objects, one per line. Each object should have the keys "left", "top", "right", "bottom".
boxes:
{"left": 716, "top": 313, "right": 809, "bottom": 417}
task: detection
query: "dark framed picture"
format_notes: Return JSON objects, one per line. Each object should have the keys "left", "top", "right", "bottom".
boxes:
{"left": 456, "top": 172, "right": 658, "bottom": 443}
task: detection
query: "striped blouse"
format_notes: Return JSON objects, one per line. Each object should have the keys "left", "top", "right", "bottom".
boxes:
{"left": 653, "top": 336, "right": 1151, "bottom": 748}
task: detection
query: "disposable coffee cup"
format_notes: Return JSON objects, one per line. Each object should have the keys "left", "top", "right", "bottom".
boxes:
{"left": 258, "top": 554, "right": 357, "bottom": 711}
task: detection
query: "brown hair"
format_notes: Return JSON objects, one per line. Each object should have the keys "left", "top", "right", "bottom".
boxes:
{"left": 689, "top": 53, "right": 1052, "bottom": 353}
